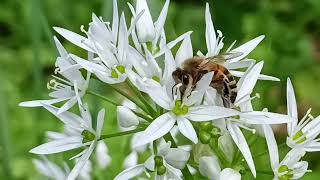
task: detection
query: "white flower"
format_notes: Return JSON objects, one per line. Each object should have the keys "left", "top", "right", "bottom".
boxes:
{"left": 221, "top": 62, "right": 294, "bottom": 177}
{"left": 135, "top": 0, "right": 156, "bottom": 43}
{"left": 128, "top": 0, "right": 192, "bottom": 56}
{"left": 96, "top": 141, "right": 112, "bottom": 169}
{"left": 29, "top": 94, "right": 106, "bottom": 180}
{"left": 115, "top": 141, "right": 189, "bottom": 180}
{"left": 286, "top": 78, "right": 320, "bottom": 152}
{"left": 70, "top": 12, "right": 131, "bottom": 84}
{"left": 33, "top": 156, "right": 92, "bottom": 180}
{"left": 263, "top": 125, "right": 310, "bottom": 180}
{"left": 123, "top": 151, "right": 139, "bottom": 169}
{"left": 133, "top": 72, "right": 240, "bottom": 147}
{"left": 33, "top": 156, "right": 67, "bottom": 180}
{"left": 202, "top": 3, "right": 279, "bottom": 82}
{"left": 19, "top": 37, "right": 90, "bottom": 114}
{"left": 128, "top": 36, "right": 192, "bottom": 92}
{"left": 199, "top": 156, "right": 241, "bottom": 180}
{"left": 117, "top": 105, "right": 139, "bottom": 128}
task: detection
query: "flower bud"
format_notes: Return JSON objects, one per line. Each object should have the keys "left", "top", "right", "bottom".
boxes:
{"left": 136, "top": 0, "right": 156, "bottom": 43}
{"left": 96, "top": 141, "right": 111, "bottom": 169}
{"left": 200, "top": 122, "right": 214, "bottom": 131}
{"left": 199, "top": 131, "right": 211, "bottom": 144}
{"left": 157, "top": 165, "right": 166, "bottom": 175}
{"left": 154, "top": 156, "right": 163, "bottom": 166}
{"left": 117, "top": 106, "right": 139, "bottom": 128}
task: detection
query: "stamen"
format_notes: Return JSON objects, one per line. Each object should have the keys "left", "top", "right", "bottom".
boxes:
{"left": 80, "top": 25, "right": 87, "bottom": 34}
{"left": 237, "top": 123, "right": 256, "bottom": 134}
{"left": 226, "top": 40, "right": 237, "bottom": 52}
{"left": 51, "top": 75, "right": 73, "bottom": 87}
{"left": 54, "top": 68, "right": 60, "bottom": 74}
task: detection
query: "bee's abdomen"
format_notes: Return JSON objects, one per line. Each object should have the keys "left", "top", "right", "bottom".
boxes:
{"left": 211, "top": 66, "right": 237, "bottom": 103}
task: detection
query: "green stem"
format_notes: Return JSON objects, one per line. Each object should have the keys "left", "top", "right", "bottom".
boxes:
{"left": 99, "top": 127, "right": 146, "bottom": 141}
{"left": 126, "top": 80, "right": 157, "bottom": 117}
{"left": 107, "top": 84, "right": 150, "bottom": 115}
{"left": 255, "top": 170, "right": 274, "bottom": 175}
{"left": 88, "top": 90, "right": 153, "bottom": 122}
{"left": 163, "top": 134, "right": 193, "bottom": 180}
{"left": 209, "top": 139, "right": 229, "bottom": 168}
{"left": 87, "top": 90, "right": 119, "bottom": 106}
{"left": 133, "top": 111, "right": 153, "bottom": 123}
{"left": 253, "top": 143, "right": 287, "bottom": 158}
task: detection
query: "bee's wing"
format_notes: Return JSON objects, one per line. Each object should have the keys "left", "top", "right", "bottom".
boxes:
{"left": 206, "top": 51, "right": 244, "bottom": 63}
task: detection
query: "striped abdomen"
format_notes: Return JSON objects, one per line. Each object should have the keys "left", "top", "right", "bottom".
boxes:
{"left": 202, "top": 63, "right": 237, "bottom": 103}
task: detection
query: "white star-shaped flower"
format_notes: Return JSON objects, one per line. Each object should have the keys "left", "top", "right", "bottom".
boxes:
{"left": 19, "top": 37, "right": 90, "bottom": 114}
{"left": 115, "top": 141, "right": 189, "bottom": 180}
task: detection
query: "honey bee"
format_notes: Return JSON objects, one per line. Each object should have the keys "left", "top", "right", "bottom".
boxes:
{"left": 172, "top": 52, "right": 243, "bottom": 106}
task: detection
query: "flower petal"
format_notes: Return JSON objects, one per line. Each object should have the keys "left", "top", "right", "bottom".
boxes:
{"left": 54, "top": 27, "right": 94, "bottom": 52}
{"left": 96, "top": 108, "right": 105, "bottom": 138}
{"left": 229, "top": 35, "right": 265, "bottom": 63}
{"left": 205, "top": 3, "right": 217, "bottom": 57}
{"left": 199, "top": 156, "right": 221, "bottom": 179}
{"left": 66, "top": 142, "right": 95, "bottom": 180}
{"left": 162, "top": 46, "right": 177, "bottom": 85}
{"left": 175, "top": 34, "right": 193, "bottom": 67}
{"left": 165, "top": 148, "right": 190, "bottom": 169}
{"left": 30, "top": 137, "right": 83, "bottom": 155}
{"left": 230, "top": 70, "right": 280, "bottom": 81}
{"left": 287, "top": 78, "right": 298, "bottom": 135}
{"left": 117, "top": 106, "right": 139, "bottom": 128}
{"left": 262, "top": 125, "right": 279, "bottom": 171}
{"left": 234, "top": 61, "right": 263, "bottom": 105}
{"left": 96, "top": 141, "right": 111, "bottom": 169}
{"left": 153, "top": 0, "right": 170, "bottom": 45}
{"left": 114, "top": 164, "right": 146, "bottom": 180}
{"left": 123, "top": 151, "right": 138, "bottom": 169}
{"left": 118, "top": 13, "right": 128, "bottom": 64}
{"left": 143, "top": 80, "right": 173, "bottom": 110}
{"left": 187, "top": 106, "right": 239, "bottom": 121}
{"left": 136, "top": 0, "right": 155, "bottom": 42}
{"left": 53, "top": 36, "right": 68, "bottom": 59}
{"left": 19, "top": 98, "right": 68, "bottom": 107}
{"left": 220, "top": 168, "right": 241, "bottom": 180}
{"left": 112, "top": 0, "right": 119, "bottom": 43}
{"left": 42, "top": 104, "right": 85, "bottom": 129}
{"left": 177, "top": 117, "right": 198, "bottom": 144}
{"left": 227, "top": 121, "right": 256, "bottom": 177}
{"left": 218, "top": 132, "right": 235, "bottom": 162}
{"left": 133, "top": 113, "right": 176, "bottom": 148}
{"left": 225, "top": 59, "right": 255, "bottom": 70}
{"left": 241, "top": 111, "right": 294, "bottom": 124}
{"left": 154, "top": 31, "right": 193, "bottom": 58}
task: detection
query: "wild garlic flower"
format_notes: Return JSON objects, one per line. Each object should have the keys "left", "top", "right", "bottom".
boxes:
{"left": 134, "top": 73, "right": 240, "bottom": 147}
{"left": 30, "top": 90, "right": 106, "bottom": 180}
{"left": 128, "top": 0, "right": 192, "bottom": 57}
{"left": 201, "top": 3, "right": 279, "bottom": 82}
{"left": 33, "top": 156, "right": 93, "bottom": 180}
{"left": 199, "top": 156, "right": 241, "bottom": 180}
{"left": 20, "top": 0, "right": 319, "bottom": 179}
{"left": 128, "top": 37, "right": 192, "bottom": 92}
{"left": 286, "top": 78, "right": 320, "bottom": 152}
{"left": 115, "top": 141, "right": 189, "bottom": 180}
{"left": 19, "top": 37, "right": 90, "bottom": 114}
{"left": 263, "top": 125, "right": 311, "bottom": 180}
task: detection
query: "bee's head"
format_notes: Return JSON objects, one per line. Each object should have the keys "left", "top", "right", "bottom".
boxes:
{"left": 172, "top": 68, "right": 194, "bottom": 97}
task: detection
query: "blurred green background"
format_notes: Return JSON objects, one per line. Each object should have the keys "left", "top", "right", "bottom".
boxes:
{"left": 1, "top": 0, "right": 320, "bottom": 179}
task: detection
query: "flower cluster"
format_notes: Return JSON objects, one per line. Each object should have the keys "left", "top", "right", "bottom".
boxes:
{"left": 20, "top": 0, "right": 319, "bottom": 179}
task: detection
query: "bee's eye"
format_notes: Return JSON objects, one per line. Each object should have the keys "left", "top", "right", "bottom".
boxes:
{"left": 181, "top": 74, "right": 189, "bottom": 85}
